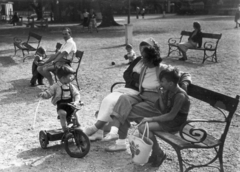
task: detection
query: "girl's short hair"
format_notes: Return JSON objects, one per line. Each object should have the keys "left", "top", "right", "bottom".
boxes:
{"left": 193, "top": 22, "right": 201, "bottom": 30}
{"left": 159, "top": 66, "right": 180, "bottom": 84}
{"left": 142, "top": 46, "right": 162, "bottom": 66}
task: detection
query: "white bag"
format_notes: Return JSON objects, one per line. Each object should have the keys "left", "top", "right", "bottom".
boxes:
{"left": 128, "top": 122, "right": 153, "bottom": 165}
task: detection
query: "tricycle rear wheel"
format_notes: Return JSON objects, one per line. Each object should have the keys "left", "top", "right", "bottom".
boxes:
{"left": 39, "top": 130, "right": 49, "bottom": 149}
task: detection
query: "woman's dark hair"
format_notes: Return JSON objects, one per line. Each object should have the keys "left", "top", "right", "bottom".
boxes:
{"left": 193, "top": 22, "right": 201, "bottom": 30}
{"left": 159, "top": 66, "right": 180, "bottom": 84}
{"left": 142, "top": 46, "right": 162, "bottom": 66}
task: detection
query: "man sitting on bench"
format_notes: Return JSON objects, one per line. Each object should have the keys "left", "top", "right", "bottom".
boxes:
{"left": 37, "top": 27, "right": 77, "bottom": 85}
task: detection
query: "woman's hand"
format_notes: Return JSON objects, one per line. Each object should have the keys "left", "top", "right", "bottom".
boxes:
{"left": 141, "top": 117, "right": 153, "bottom": 123}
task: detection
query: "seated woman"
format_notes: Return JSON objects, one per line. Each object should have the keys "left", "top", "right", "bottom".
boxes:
{"left": 83, "top": 38, "right": 191, "bottom": 144}
{"left": 99, "top": 44, "right": 191, "bottom": 154}
{"left": 83, "top": 38, "right": 154, "bottom": 140}
{"left": 177, "top": 21, "right": 202, "bottom": 61}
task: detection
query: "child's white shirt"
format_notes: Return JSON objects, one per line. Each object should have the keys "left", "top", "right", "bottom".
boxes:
{"left": 126, "top": 49, "right": 137, "bottom": 62}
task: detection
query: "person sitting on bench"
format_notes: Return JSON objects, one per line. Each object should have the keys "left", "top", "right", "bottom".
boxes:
{"left": 177, "top": 22, "right": 202, "bottom": 61}
{"left": 37, "top": 27, "right": 77, "bottom": 85}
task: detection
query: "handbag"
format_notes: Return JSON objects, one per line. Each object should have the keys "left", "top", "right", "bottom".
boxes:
{"left": 128, "top": 122, "right": 153, "bottom": 165}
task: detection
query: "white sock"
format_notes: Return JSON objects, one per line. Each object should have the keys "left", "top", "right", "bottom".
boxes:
{"left": 91, "top": 125, "right": 98, "bottom": 132}
{"left": 116, "top": 139, "right": 125, "bottom": 145}
{"left": 109, "top": 126, "right": 119, "bottom": 135}
{"left": 97, "top": 129, "right": 104, "bottom": 135}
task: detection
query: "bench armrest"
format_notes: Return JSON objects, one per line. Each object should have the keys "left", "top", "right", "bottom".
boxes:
{"left": 111, "top": 82, "right": 125, "bottom": 92}
{"left": 179, "top": 119, "right": 225, "bottom": 144}
{"left": 168, "top": 37, "right": 181, "bottom": 44}
{"left": 203, "top": 41, "right": 218, "bottom": 50}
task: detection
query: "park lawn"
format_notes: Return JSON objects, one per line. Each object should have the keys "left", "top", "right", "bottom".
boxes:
{"left": 0, "top": 14, "right": 240, "bottom": 172}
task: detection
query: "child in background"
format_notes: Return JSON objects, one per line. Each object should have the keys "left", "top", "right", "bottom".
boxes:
{"left": 124, "top": 44, "right": 137, "bottom": 64}
{"left": 38, "top": 65, "right": 81, "bottom": 133}
{"left": 234, "top": 5, "right": 240, "bottom": 28}
{"left": 30, "top": 47, "right": 46, "bottom": 86}
{"left": 88, "top": 9, "right": 98, "bottom": 33}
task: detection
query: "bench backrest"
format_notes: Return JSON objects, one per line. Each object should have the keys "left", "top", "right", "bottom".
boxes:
{"left": 187, "top": 84, "right": 239, "bottom": 142}
{"left": 181, "top": 31, "right": 222, "bottom": 39}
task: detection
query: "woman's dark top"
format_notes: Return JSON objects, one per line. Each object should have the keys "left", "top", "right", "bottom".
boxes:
{"left": 189, "top": 30, "right": 202, "bottom": 48}
{"left": 123, "top": 56, "right": 141, "bottom": 91}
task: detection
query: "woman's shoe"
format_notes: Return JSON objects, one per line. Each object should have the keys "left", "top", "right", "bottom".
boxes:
{"left": 105, "top": 143, "right": 127, "bottom": 152}
{"left": 88, "top": 130, "right": 103, "bottom": 141}
{"left": 102, "top": 133, "right": 119, "bottom": 142}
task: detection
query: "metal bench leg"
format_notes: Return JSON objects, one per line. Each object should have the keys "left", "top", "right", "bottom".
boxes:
{"left": 75, "top": 74, "right": 80, "bottom": 90}
{"left": 202, "top": 50, "right": 207, "bottom": 64}
{"left": 14, "top": 45, "right": 17, "bottom": 55}
{"left": 218, "top": 146, "right": 224, "bottom": 172}
{"left": 167, "top": 46, "right": 171, "bottom": 57}
{"left": 175, "top": 149, "right": 184, "bottom": 172}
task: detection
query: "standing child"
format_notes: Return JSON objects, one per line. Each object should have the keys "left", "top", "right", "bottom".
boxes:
{"left": 88, "top": 9, "right": 98, "bottom": 33}
{"left": 141, "top": 8, "right": 145, "bottom": 19}
{"left": 234, "top": 5, "right": 240, "bottom": 28}
{"left": 30, "top": 47, "right": 46, "bottom": 86}
{"left": 82, "top": 9, "right": 89, "bottom": 27}
{"left": 124, "top": 44, "right": 137, "bottom": 64}
{"left": 139, "top": 66, "right": 190, "bottom": 167}
{"left": 39, "top": 65, "right": 81, "bottom": 133}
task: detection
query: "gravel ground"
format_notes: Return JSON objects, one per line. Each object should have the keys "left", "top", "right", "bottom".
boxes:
{"left": 0, "top": 14, "right": 240, "bottom": 172}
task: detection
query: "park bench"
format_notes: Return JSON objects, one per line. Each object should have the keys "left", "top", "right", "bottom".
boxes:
{"left": 13, "top": 32, "right": 42, "bottom": 62}
{"left": 167, "top": 31, "right": 222, "bottom": 64}
{"left": 153, "top": 84, "right": 239, "bottom": 172}
{"left": 111, "top": 82, "right": 239, "bottom": 172}
{"left": 26, "top": 17, "right": 48, "bottom": 28}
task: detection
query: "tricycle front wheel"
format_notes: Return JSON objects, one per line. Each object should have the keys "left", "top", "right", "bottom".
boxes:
{"left": 64, "top": 129, "right": 90, "bottom": 158}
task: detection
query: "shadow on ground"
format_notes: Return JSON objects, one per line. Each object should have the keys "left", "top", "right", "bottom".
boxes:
{"left": 0, "top": 55, "right": 18, "bottom": 67}
{"left": 0, "top": 78, "right": 42, "bottom": 105}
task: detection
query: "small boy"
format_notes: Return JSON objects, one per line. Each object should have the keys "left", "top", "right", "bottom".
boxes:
{"left": 124, "top": 44, "right": 136, "bottom": 64}
{"left": 39, "top": 65, "right": 81, "bottom": 133}
{"left": 30, "top": 47, "right": 46, "bottom": 86}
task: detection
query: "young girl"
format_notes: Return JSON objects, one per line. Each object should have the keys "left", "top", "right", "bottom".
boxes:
{"left": 39, "top": 66, "right": 81, "bottom": 133}
{"left": 177, "top": 22, "right": 202, "bottom": 61}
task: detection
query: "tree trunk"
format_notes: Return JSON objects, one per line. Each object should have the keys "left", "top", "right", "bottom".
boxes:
{"left": 98, "top": 0, "right": 121, "bottom": 28}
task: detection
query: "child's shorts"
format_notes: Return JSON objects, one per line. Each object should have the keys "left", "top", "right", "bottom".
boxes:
{"left": 57, "top": 99, "right": 74, "bottom": 118}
